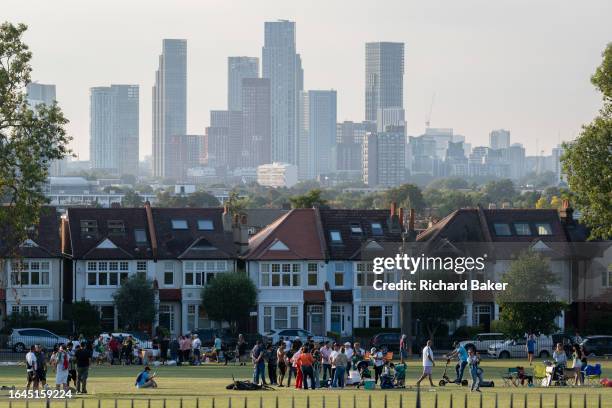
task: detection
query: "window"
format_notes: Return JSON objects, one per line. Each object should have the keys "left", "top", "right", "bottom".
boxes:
{"left": 371, "top": 222, "right": 383, "bottom": 235}
{"left": 535, "top": 223, "right": 553, "bottom": 236}
{"left": 356, "top": 262, "right": 375, "bottom": 286}
{"left": 350, "top": 223, "right": 363, "bottom": 235}
{"left": 10, "top": 261, "right": 50, "bottom": 287}
{"left": 137, "top": 261, "right": 147, "bottom": 279}
{"left": 274, "top": 307, "right": 287, "bottom": 329}
{"left": 260, "top": 262, "right": 303, "bottom": 287}
{"left": 493, "top": 223, "right": 512, "bottom": 236}
{"left": 290, "top": 306, "right": 299, "bottom": 328}
{"left": 357, "top": 305, "right": 394, "bottom": 329}
{"left": 330, "top": 230, "right": 342, "bottom": 243}
{"left": 86, "top": 261, "right": 129, "bottom": 287}
{"left": 187, "top": 304, "right": 197, "bottom": 332}
{"left": 358, "top": 305, "right": 367, "bottom": 327}
{"left": 603, "top": 264, "right": 612, "bottom": 287}
{"left": 384, "top": 305, "right": 393, "bottom": 328}
{"left": 331, "top": 305, "right": 345, "bottom": 332}
{"left": 307, "top": 263, "right": 318, "bottom": 286}
{"left": 197, "top": 219, "right": 214, "bottom": 230}
{"left": 107, "top": 220, "right": 125, "bottom": 235}
{"left": 80, "top": 220, "right": 98, "bottom": 236}
{"left": 514, "top": 222, "right": 532, "bottom": 236}
{"left": 163, "top": 262, "right": 174, "bottom": 285}
{"left": 183, "top": 261, "right": 228, "bottom": 286}
{"left": 171, "top": 219, "right": 188, "bottom": 230}
{"left": 263, "top": 307, "right": 272, "bottom": 333}
{"left": 334, "top": 263, "right": 344, "bottom": 286}
{"left": 134, "top": 228, "right": 147, "bottom": 244}
{"left": 11, "top": 304, "right": 48, "bottom": 318}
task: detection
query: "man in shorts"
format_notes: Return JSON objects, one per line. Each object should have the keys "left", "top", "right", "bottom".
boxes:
{"left": 26, "top": 345, "right": 38, "bottom": 390}
{"left": 35, "top": 345, "right": 48, "bottom": 389}
{"left": 416, "top": 339, "right": 435, "bottom": 387}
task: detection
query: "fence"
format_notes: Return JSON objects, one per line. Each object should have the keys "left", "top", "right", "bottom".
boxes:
{"left": 0, "top": 390, "right": 608, "bottom": 408}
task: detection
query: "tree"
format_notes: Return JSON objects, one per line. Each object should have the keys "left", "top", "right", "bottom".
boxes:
{"left": 201, "top": 272, "right": 257, "bottom": 333}
{"left": 112, "top": 275, "right": 156, "bottom": 331}
{"left": 121, "top": 190, "right": 144, "bottom": 207}
{"left": 497, "top": 251, "right": 566, "bottom": 337}
{"left": 561, "top": 45, "right": 612, "bottom": 239}
{"left": 67, "top": 301, "right": 101, "bottom": 336}
{"left": 384, "top": 184, "right": 425, "bottom": 210}
{"left": 0, "top": 23, "right": 70, "bottom": 261}
{"left": 482, "top": 179, "right": 516, "bottom": 204}
{"left": 289, "top": 189, "right": 327, "bottom": 208}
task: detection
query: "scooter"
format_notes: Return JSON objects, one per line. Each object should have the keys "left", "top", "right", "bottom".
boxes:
{"left": 439, "top": 358, "right": 469, "bottom": 386}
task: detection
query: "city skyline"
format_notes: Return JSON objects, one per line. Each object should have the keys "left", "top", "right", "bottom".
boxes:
{"left": 5, "top": 0, "right": 612, "bottom": 160}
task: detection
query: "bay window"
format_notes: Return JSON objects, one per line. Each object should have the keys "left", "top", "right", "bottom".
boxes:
{"left": 11, "top": 260, "right": 50, "bottom": 287}
{"left": 260, "top": 262, "right": 303, "bottom": 287}
{"left": 183, "top": 261, "right": 228, "bottom": 286}
{"left": 86, "top": 261, "right": 129, "bottom": 287}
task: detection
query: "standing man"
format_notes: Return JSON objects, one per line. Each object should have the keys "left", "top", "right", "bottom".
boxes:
{"left": 35, "top": 345, "right": 48, "bottom": 390}
{"left": 320, "top": 342, "right": 332, "bottom": 385}
{"left": 75, "top": 343, "right": 91, "bottom": 394}
{"left": 416, "top": 339, "right": 436, "bottom": 387}
{"left": 448, "top": 341, "right": 469, "bottom": 384}
{"left": 526, "top": 333, "right": 536, "bottom": 365}
{"left": 400, "top": 334, "right": 409, "bottom": 361}
{"left": 251, "top": 340, "right": 266, "bottom": 385}
{"left": 26, "top": 345, "right": 38, "bottom": 390}
{"left": 192, "top": 334, "right": 202, "bottom": 365}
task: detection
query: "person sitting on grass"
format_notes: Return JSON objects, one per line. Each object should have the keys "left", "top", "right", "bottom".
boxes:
{"left": 135, "top": 366, "right": 158, "bottom": 389}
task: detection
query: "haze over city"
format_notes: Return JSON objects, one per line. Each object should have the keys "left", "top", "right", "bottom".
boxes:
{"left": 6, "top": 0, "right": 611, "bottom": 160}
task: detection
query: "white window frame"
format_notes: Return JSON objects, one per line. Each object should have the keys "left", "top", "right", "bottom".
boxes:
{"left": 163, "top": 262, "right": 175, "bottom": 286}
{"left": 86, "top": 261, "right": 130, "bottom": 287}
{"left": 10, "top": 260, "right": 51, "bottom": 288}
{"left": 183, "top": 260, "right": 228, "bottom": 287}
{"left": 334, "top": 263, "right": 345, "bottom": 287}
{"left": 307, "top": 263, "right": 318, "bottom": 286}
{"left": 10, "top": 304, "right": 49, "bottom": 318}
{"left": 259, "top": 262, "right": 303, "bottom": 287}
{"left": 357, "top": 304, "right": 395, "bottom": 329}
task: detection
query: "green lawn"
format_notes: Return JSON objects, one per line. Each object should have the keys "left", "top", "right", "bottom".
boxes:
{"left": 0, "top": 359, "right": 610, "bottom": 408}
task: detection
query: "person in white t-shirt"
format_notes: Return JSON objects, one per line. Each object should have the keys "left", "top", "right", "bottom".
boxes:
{"left": 344, "top": 342, "right": 354, "bottom": 371}
{"left": 416, "top": 340, "right": 435, "bottom": 387}
{"left": 26, "top": 345, "right": 38, "bottom": 390}
{"left": 192, "top": 334, "right": 202, "bottom": 365}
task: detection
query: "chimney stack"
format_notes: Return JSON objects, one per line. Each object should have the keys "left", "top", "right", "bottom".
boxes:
{"left": 233, "top": 214, "right": 249, "bottom": 255}
{"left": 398, "top": 208, "right": 405, "bottom": 229}
{"left": 409, "top": 208, "right": 415, "bottom": 232}
{"left": 390, "top": 202, "right": 397, "bottom": 217}
{"left": 144, "top": 201, "right": 158, "bottom": 260}
{"left": 222, "top": 203, "right": 232, "bottom": 232}
{"left": 559, "top": 199, "right": 574, "bottom": 225}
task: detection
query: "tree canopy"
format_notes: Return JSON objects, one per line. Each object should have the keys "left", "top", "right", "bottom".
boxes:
{"left": 289, "top": 188, "right": 328, "bottom": 208}
{"left": 201, "top": 272, "right": 257, "bottom": 333}
{"left": 112, "top": 275, "right": 156, "bottom": 331}
{"left": 0, "top": 22, "right": 70, "bottom": 257}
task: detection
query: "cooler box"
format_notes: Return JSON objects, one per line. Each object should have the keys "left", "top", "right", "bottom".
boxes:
{"left": 363, "top": 380, "right": 376, "bottom": 390}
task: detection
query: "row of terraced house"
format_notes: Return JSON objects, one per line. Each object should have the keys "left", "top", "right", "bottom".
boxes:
{"left": 1, "top": 202, "right": 611, "bottom": 337}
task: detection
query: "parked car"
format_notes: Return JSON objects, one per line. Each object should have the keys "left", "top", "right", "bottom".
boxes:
{"left": 458, "top": 333, "right": 505, "bottom": 353}
{"left": 264, "top": 329, "right": 333, "bottom": 345}
{"left": 488, "top": 336, "right": 553, "bottom": 359}
{"left": 580, "top": 336, "right": 612, "bottom": 357}
{"left": 369, "top": 332, "right": 402, "bottom": 352}
{"left": 99, "top": 332, "right": 153, "bottom": 349}
{"left": 8, "top": 328, "right": 70, "bottom": 353}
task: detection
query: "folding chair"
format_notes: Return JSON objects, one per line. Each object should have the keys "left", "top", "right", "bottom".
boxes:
{"left": 502, "top": 367, "right": 519, "bottom": 386}
{"left": 533, "top": 364, "right": 547, "bottom": 386}
{"left": 582, "top": 364, "right": 602, "bottom": 385}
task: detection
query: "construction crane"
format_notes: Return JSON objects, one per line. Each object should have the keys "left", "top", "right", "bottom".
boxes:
{"left": 425, "top": 92, "right": 436, "bottom": 129}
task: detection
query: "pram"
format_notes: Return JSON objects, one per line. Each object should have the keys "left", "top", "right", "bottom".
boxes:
{"left": 355, "top": 360, "right": 372, "bottom": 388}
{"left": 543, "top": 361, "right": 568, "bottom": 386}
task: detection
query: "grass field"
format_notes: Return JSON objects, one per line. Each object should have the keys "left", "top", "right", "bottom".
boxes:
{"left": 0, "top": 359, "right": 611, "bottom": 408}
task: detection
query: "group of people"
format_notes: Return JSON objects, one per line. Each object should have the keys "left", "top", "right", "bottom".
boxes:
{"left": 25, "top": 341, "right": 92, "bottom": 394}
{"left": 550, "top": 342, "right": 589, "bottom": 386}
{"left": 249, "top": 336, "right": 407, "bottom": 389}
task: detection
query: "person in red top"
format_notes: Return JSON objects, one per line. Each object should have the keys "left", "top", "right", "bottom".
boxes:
{"left": 299, "top": 346, "right": 315, "bottom": 389}
{"left": 109, "top": 337, "right": 120, "bottom": 365}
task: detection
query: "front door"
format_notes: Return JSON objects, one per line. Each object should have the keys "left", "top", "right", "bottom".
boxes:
{"left": 158, "top": 304, "right": 176, "bottom": 334}
{"left": 307, "top": 305, "right": 324, "bottom": 336}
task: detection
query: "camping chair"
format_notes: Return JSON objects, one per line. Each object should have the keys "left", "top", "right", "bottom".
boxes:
{"left": 502, "top": 367, "right": 520, "bottom": 386}
{"left": 533, "top": 364, "right": 547, "bottom": 386}
{"left": 582, "top": 364, "right": 602, "bottom": 385}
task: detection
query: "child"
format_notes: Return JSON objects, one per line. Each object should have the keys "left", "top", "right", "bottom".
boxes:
{"left": 467, "top": 349, "right": 482, "bottom": 392}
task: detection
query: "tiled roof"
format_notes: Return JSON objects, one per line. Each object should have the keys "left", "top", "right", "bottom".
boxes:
{"left": 0, "top": 207, "right": 61, "bottom": 259}
{"left": 245, "top": 209, "right": 289, "bottom": 229}
{"left": 245, "top": 209, "right": 326, "bottom": 260}
{"left": 318, "top": 209, "right": 403, "bottom": 260}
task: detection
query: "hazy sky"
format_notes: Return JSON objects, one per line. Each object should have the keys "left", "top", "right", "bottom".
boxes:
{"left": 5, "top": 0, "right": 611, "bottom": 160}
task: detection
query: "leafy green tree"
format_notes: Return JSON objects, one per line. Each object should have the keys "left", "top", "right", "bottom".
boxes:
{"left": 112, "top": 275, "right": 156, "bottom": 331}
{"left": 289, "top": 189, "right": 328, "bottom": 208}
{"left": 482, "top": 179, "right": 516, "bottom": 205}
{"left": 201, "top": 273, "right": 257, "bottom": 333}
{"left": 384, "top": 184, "right": 425, "bottom": 210}
{"left": 155, "top": 189, "right": 220, "bottom": 208}
{"left": 121, "top": 190, "right": 144, "bottom": 207}
{"left": 68, "top": 301, "right": 101, "bottom": 336}
{"left": 0, "top": 23, "right": 70, "bottom": 259}
{"left": 561, "top": 43, "right": 612, "bottom": 239}
{"left": 497, "top": 251, "right": 566, "bottom": 337}
{"left": 427, "top": 177, "right": 470, "bottom": 191}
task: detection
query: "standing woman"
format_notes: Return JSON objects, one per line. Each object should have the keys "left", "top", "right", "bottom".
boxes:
{"left": 51, "top": 345, "right": 70, "bottom": 391}
{"left": 571, "top": 344, "right": 583, "bottom": 386}
{"left": 277, "top": 342, "right": 287, "bottom": 387}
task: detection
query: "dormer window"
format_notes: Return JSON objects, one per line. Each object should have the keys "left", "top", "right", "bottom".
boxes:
{"left": 171, "top": 219, "right": 188, "bottom": 230}
{"left": 535, "top": 223, "right": 553, "bottom": 236}
{"left": 107, "top": 220, "right": 126, "bottom": 235}
{"left": 330, "top": 230, "right": 342, "bottom": 243}
{"left": 493, "top": 223, "right": 512, "bottom": 236}
{"left": 197, "top": 219, "right": 214, "bottom": 231}
{"left": 350, "top": 223, "right": 363, "bottom": 235}
{"left": 371, "top": 222, "right": 383, "bottom": 236}
{"left": 80, "top": 220, "right": 98, "bottom": 236}
{"left": 134, "top": 228, "right": 147, "bottom": 244}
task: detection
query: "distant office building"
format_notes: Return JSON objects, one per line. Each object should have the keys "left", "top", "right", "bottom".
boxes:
{"left": 489, "top": 129, "right": 511, "bottom": 150}
{"left": 166, "top": 134, "right": 204, "bottom": 181}
{"left": 335, "top": 121, "right": 375, "bottom": 175}
{"left": 503, "top": 143, "right": 526, "bottom": 180}
{"left": 552, "top": 145, "right": 565, "bottom": 183}
{"left": 376, "top": 107, "right": 405, "bottom": 133}
{"left": 468, "top": 146, "right": 510, "bottom": 178}
{"left": 26, "top": 83, "right": 66, "bottom": 177}
{"left": 153, "top": 39, "right": 187, "bottom": 178}
{"left": 445, "top": 141, "right": 469, "bottom": 177}
{"left": 204, "top": 110, "right": 242, "bottom": 169}
{"left": 242, "top": 78, "right": 271, "bottom": 167}
{"left": 298, "top": 90, "right": 337, "bottom": 180}
{"left": 263, "top": 20, "right": 300, "bottom": 165}
{"left": 336, "top": 121, "right": 375, "bottom": 145}
{"left": 257, "top": 162, "right": 298, "bottom": 188}
{"left": 363, "top": 128, "right": 406, "bottom": 187}
{"left": 228, "top": 57, "right": 259, "bottom": 111}
{"left": 89, "top": 85, "right": 139, "bottom": 175}
{"left": 407, "top": 134, "right": 439, "bottom": 176}
{"left": 423, "top": 128, "right": 454, "bottom": 160}
{"left": 365, "top": 42, "right": 404, "bottom": 122}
